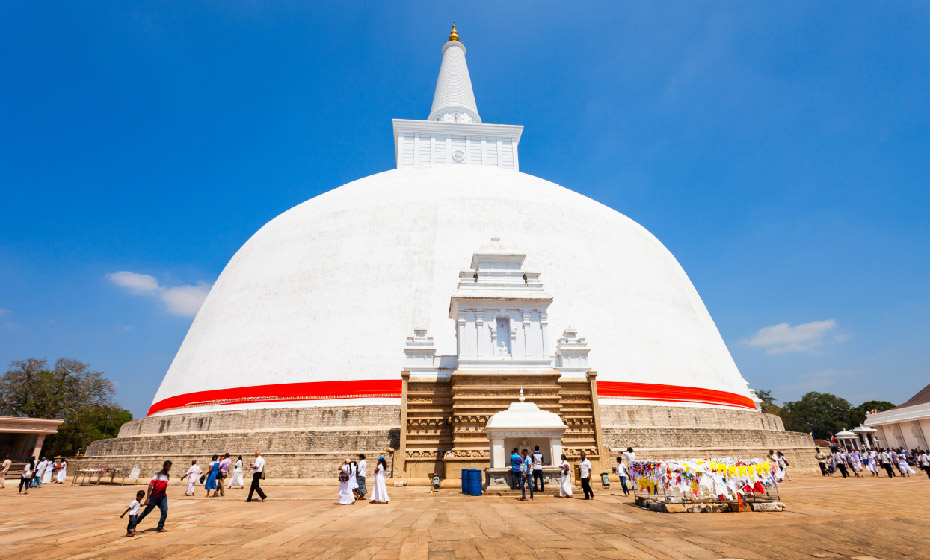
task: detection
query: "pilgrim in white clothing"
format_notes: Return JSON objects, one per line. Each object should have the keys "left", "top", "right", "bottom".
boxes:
{"left": 228, "top": 459, "right": 244, "bottom": 488}
{"left": 369, "top": 460, "right": 390, "bottom": 503}
{"left": 184, "top": 463, "right": 202, "bottom": 495}
{"left": 56, "top": 459, "right": 68, "bottom": 483}
{"left": 338, "top": 463, "right": 355, "bottom": 505}
{"left": 559, "top": 459, "right": 573, "bottom": 497}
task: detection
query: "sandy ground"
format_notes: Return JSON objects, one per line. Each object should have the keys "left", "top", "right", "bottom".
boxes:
{"left": 1, "top": 472, "right": 928, "bottom": 559}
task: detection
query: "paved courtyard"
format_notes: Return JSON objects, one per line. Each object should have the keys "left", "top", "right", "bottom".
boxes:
{"left": 1, "top": 473, "right": 928, "bottom": 559}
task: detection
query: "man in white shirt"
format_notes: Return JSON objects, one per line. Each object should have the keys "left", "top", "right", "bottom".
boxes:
{"left": 531, "top": 446, "right": 544, "bottom": 492}
{"left": 578, "top": 451, "right": 593, "bottom": 500}
{"left": 247, "top": 451, "right": 267, "bottom": 502}
{"left": 919, "top": 451, "right": 930, "bottom": 479}
{"left": 614, "top": 456, "right": 629, "bottom": 495}
{"left": 623, "top": 447, "right": 635, "bottom": 465}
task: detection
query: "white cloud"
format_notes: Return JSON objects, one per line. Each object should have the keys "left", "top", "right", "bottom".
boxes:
{"left": 743, "top": 319, "right": 842, "bottom": 355}
{"left": 107, "top": 271, "right": 160, "bottom": 294}
{"left": 107, "top": 271, "right": 211, "bottom": 318}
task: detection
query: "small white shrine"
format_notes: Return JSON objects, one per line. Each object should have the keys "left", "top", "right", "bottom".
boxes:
{"left": 485, "top": 388, "right": 568, "bottom": 469}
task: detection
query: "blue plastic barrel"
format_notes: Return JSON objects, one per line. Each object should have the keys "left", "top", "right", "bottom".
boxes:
{"left": 465, "top": 469, "right": 482, "bottom": 496}
{"left": 461, "top": 469, "right": 469, "bottom": 493}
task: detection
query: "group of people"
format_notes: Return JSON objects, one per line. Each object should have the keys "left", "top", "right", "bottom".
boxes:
{"left": 118, "top": 451, "right": 269, "bottom": 537}
{"left": 181, "top": 453, "right": 246, "bottom": 497}
{"left": 818, "top": 447, "right": 930, "bottom": 479}
{"left": 0, "top": 456, "right": 68, "bottom": 494}
{"left": 508, "top": 445, "right": 639, "bottom": 501}
{"left": 337, "top": 454, "right": 390, "bottom": 505}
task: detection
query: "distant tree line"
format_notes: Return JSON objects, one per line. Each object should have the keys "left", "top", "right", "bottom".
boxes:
{"left": 0, "top": 358, "right": 131, "bottom": 457}
{"left": 753, "top": 389, "right": 894, "bottom": 440}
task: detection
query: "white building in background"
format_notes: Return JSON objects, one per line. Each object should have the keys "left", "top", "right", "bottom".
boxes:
{"left": 865, "top": 383, "right": 930, "bottom": 450}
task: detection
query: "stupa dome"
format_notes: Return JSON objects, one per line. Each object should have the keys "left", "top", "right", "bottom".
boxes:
{"left": 149, "top": 163, "right": 754, "bottom": 415}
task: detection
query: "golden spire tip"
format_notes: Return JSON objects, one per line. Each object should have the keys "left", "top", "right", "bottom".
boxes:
{"left": 449, "top": 23, "right": 459, "bottom": 42}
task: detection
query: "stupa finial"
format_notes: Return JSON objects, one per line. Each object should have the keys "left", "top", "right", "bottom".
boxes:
{"left": 519, "top": 386, "right": 525, "bottom": 402}
{"left": 449, "top": 23, "right": 459, "bottom": 42}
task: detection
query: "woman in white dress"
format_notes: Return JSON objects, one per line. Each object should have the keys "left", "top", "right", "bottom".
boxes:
{"left": 55, "top": 459, "right": 68, "bottom": 483}
{"left": 559, "top": 454, "right": 573, "bottom": 498}
{"left": 349, "top": 460, "right": 359, "bottom": 498}
{"left": 183, "top": 460, "right": 201, "bottom": 496}
{"left": 228, "top": 456, "right": 244, "bottom": 488}
{"left": 338, "top": 460, "right": 355, "bottom": 505}
{"left": 896, "top": 450, "right": 915, "bottom": 476}
{"left": 41, "top": 460, "right": 54, "bottom": 484}
{"left": 369, "top": 457, "right": 390, "bottom": 504}
{"left": 868, "top": 450, "right": 879, "bottom": 476}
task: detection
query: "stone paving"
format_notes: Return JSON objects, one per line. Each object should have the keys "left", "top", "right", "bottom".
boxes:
{"left": 1, "top": 473, "right": 928, "bottom": 559}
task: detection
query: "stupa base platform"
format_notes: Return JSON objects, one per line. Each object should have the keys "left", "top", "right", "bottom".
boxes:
{"left": 81, "top": 405, "right": 401, "bottom": 478}
{"left": 81, "top": 403, "right": 819, "bottom": 478}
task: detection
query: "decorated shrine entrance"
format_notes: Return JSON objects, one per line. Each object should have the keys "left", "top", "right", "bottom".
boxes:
{"left": 395, "top": 239, "right": 605, "bottom": 481}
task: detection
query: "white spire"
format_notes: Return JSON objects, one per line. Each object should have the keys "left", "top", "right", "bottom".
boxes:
{"left": 428, "top": 25, "right": 481, "bottom": 123}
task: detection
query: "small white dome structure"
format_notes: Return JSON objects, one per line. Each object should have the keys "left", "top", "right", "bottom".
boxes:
{"left": 485, "top": 389, "right": 568, "bottom": 469}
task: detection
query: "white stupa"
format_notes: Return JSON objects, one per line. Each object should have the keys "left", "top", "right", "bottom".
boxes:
{"left": 148, "top": 24, "right": 756, "bottom": 417}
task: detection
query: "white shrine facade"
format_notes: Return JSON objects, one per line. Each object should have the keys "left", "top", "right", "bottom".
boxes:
{"left": 398, "top": 238, "right": 603, "bottom": 481}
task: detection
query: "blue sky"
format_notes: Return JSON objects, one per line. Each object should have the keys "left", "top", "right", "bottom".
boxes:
{"left": 1, "top": 2, "right": 928, "bottom": 418}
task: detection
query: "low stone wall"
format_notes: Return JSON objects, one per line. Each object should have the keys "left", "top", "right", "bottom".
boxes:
{"left": 83, "top": 403, "right": 818, "bottom": 477}
{"left": 84, "top": 405, "right": 402, "bottom": 479}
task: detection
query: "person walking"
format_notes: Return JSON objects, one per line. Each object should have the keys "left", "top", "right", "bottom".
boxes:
{"left": 880, "top": 448, "right": 896, "bottom": 477}
{"left": 204, "top": 455, "right": 220, "bottom": 498}
{"left": 42, "top": 458, "right": 55, "bottom": 484}
{"left": 558, "top": 454, "right": 573, "bottom": 498}
{"left": 135, "top": 460, "right": 172, "bottom": 533}
{"left": 918, "top": 450, "right": 930, "bottom": 479}
{"left": 338, "top": 460, "right": 355, "bottom": 505}
{"left": 228, "top": 455, "right": 245, "bottom": 489}
{"left": 217, "top": 453, "right": 231, "bottom": 497}
{"left": 56, "top": 458, "right": 68, "bottom": 483}
{"left": 531, "top": 446, "right": 544, "bottom": 493}
{"left": 356, "top": 454, "right": 368, "bottom": 500}
{"left": 348, "top": 459, "right": 359, "bottom": 499}
{"left": 120, "top": 489, "right": 146, "bottom": 537}
{"left": 0, "top": 456, "right": 10, "bottom": 489}
{"left": 183, "top": 460, "right": 201, "bottom": 496}
{"left": 579, "top": 451, "right": 593, "bottom": 500}
{"left": 776, "top": 451, "right": 791, "bottom": 481}
{"left": 833, "top": 448, "right": 849, "bottom": 478}
{"left": 614, "top": 456, "right": 629, "bottom": 496}
{"left": 33, "top": 457, "right": 46, "bottom": 488}
{"left": 510, "top": 448, "right": 522, "bottom": 490}
{"left": 247, "top": 451, "right": 267, "bottom": 502}
{"left": 19, "top": 457, "right": 34, "bottom": 494}
{"left": 519, "top": 449, "right": 534, "bottom": 501}
{"left": 369, "top": 457, "right": 390, "bottom": 504}
{"left": 897, "top": 449, "right": 915, "bottom": 476}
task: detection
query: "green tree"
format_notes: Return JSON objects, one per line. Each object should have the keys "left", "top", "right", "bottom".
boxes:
{"left": 753, "top": 389, "right": 782, "bottom": 415}
{"left": 847, "top": 400, "right": 895, "bottom": 429}
{"left": 0, "top": 358, "right": 131, "bottom": 456}
{"left": 781, "top": 392, "right": 852, "bottom": 440}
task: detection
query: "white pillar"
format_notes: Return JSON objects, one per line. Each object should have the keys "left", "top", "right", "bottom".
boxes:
{"left": 32, "top": 434, "right": 46, "bottom": 459}
{"left": 548, "top": 437, "right": 562, "bottom": 467}
{"left": 491, "top": 438, "right": 506, "bottom": 469}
